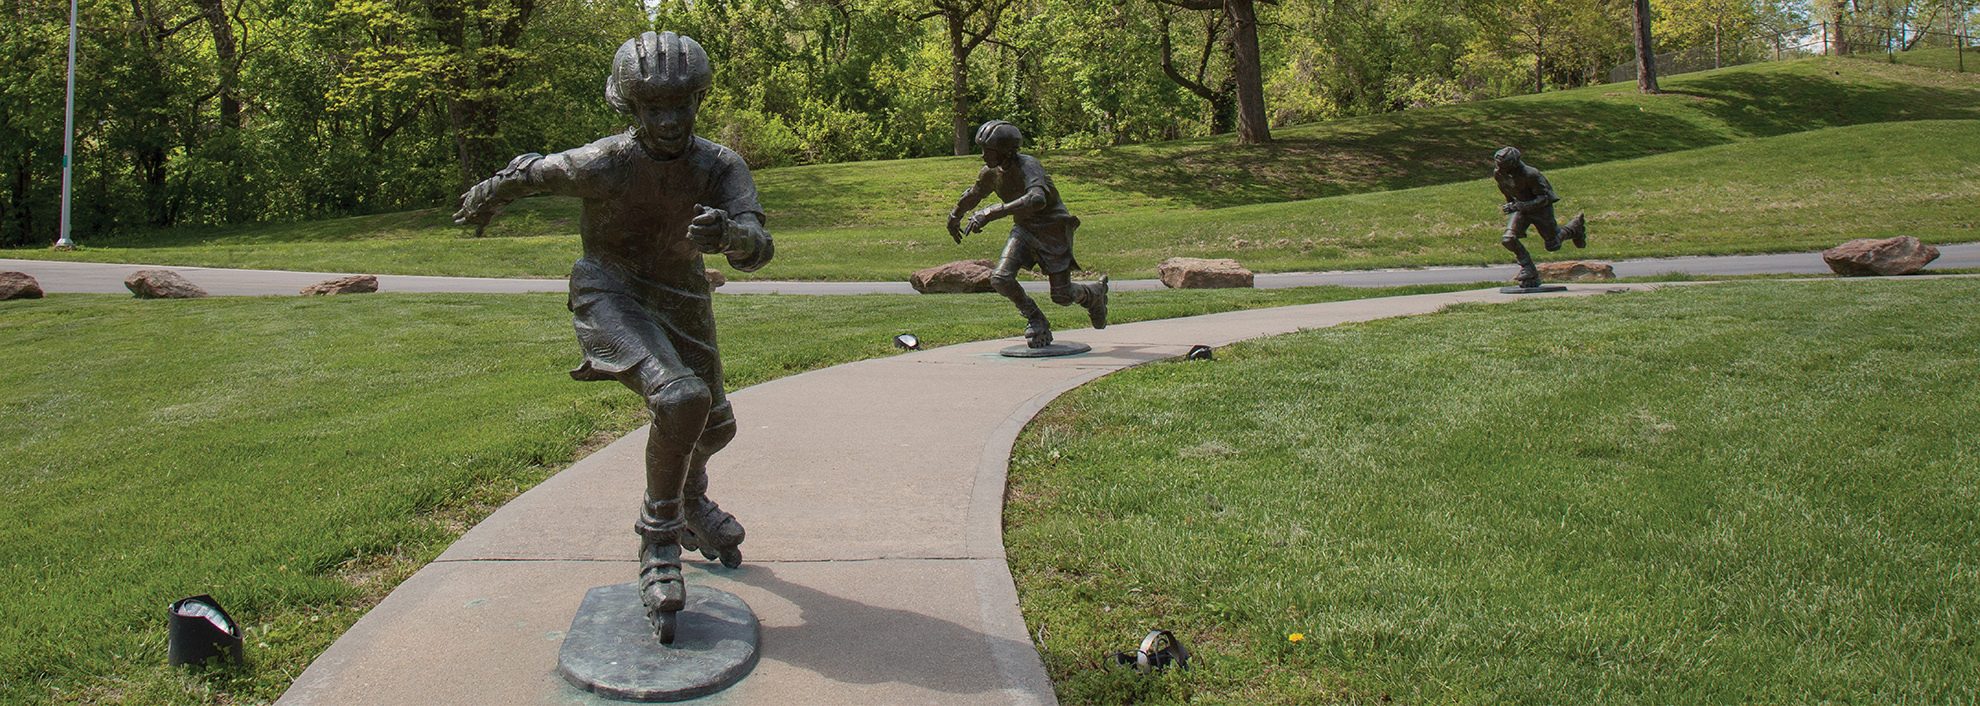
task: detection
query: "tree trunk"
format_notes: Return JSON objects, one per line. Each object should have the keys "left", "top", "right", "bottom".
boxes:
{"left": 1224, "top": 0, "right": 1269, "bottom": 144}
{"left": 1632, "top": 0, "right": 1660, "bottom": 92}
{"left": 192, "top": 0, "right": 239, "bottom": 130}
{"left": 947, "top": 12, "right": 971, "bottom": 155}
{"left": 1832, "top": 1, "right": 1851, "bottom": 54}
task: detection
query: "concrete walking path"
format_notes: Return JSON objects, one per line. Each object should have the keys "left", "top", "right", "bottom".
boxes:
{"left": 9, "top": 244, "right": 1978, "bottom": 297}
{"left": 277, "top": 282, "right": 1671, "bottom": 706}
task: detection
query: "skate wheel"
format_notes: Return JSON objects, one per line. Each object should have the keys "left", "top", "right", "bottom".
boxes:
{"left": 719, "top": 547, "right": 742, "bottom": 569}
{"left": 652, "top": 610, "right": 678, "bottom": 645}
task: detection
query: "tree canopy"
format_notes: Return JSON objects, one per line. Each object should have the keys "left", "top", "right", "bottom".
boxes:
{"left": 1, "top": 0, "right": 1943, "bottom": 247}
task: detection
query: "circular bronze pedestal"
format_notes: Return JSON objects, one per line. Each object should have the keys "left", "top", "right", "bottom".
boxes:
{"left": 558, "top": 583, "right": 759, "bottom": 702}
{"left": 1000, "top": 341, "right": 1092, "bottom": 358}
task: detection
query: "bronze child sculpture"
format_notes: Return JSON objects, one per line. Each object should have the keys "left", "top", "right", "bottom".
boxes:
{"left": 453, "top": 31, "right": 762, "bottom": 644}
{"left": 1493, "top": 146, "right": 1588, "bottom": 289}
{"left": 947, "top": 120, "right": 1108, "bottom": 350}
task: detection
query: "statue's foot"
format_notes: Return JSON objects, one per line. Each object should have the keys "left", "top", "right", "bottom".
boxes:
{"left": 1086, "top": 275, "right": 1110, "bottom": 330}
{"left": 680, "top": 497, "right": 745, "bottom": 569}
{"left": 1024, "top": 315, "right": 1053, "bottom": 348}
{"left": 639, "top": 536, "right": 686, "bottom": 644}
{"left": 1568, "top": 214, "right": 1587, "bottom": 248}
{"left": 1515, "top": 265, "right": 1541, "bottom": 289}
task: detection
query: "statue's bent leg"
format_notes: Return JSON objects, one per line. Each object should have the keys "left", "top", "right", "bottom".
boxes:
{"left": 678, "top": 402, "right": 745, "bottom": 568}
{"left": 992, "top": 236, "right": 1053, "bottom": 348}
{"left": 1047, "top": 270, "right": 1109, "bottom": 329}
{"left": 1533, "top": 208, "right": 1564, "bottom": 252}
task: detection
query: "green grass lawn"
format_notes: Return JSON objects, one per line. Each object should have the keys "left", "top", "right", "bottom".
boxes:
{"left": 1005, "top": 277, "right": 1980, "bottom": 704}
{"left": 9, "top": 57, "right": 1977, "bottom": 279}
{"left": 1885, "top": 46, "right": 1978, "bottom": 73}
{"left": 0, "top": 282, "right": 1478, "bottom": 705}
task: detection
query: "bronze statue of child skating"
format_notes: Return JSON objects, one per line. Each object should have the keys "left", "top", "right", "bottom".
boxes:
{"left": 454, "top": 31, "right": 761, "bottom": 644}
{"left": 947, "top": 120, "right": 1108, "bottom": 351}
{"left": 1493, "top": 146, "right": 1588, "bottom": 290}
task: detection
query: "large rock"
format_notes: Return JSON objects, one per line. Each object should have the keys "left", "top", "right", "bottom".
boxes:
{"left": 300, "top": 274, "right": 380, "bottom": 296}
{"left": 124, "top": 269, "right": 208, "bottom": 299}
{"left": 1822, "top": 236, "right": 1940, "bottom": 276}
{"left": 0, "top": 271, "right": 44, "bottom": 300}
{"left": 910, "top": 259, "right": 996, "bottom": 294}
{"left": 1534, "top": 260, "right": 1615, "bottom": 282}
{"left": 704, "top": 269, "right": 726, "bottom": 288}
{"left": 1158, "top": 257, "right": 1254, "bottom": 289}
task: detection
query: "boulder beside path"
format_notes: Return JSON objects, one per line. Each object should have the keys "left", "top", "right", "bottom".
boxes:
{"left": 1822, "top": 236, "right": 1940, "bottom": 276}
{"left": 1534, "top": 260, "right": 1616, "bottom": 282}
{"left": 911, "top": 259, "right": 996, "bottom": 294}
{"left": 1158, "top": 257, "right": 1254, "bottom": 289}
{"left": 124, "top": 269, "right": 208, "bottom": 299}
{"left": 0, "top": 271, "right": 44, "bottom": 300}
{"left": 300, "top": 274, "right": 380, "bottom": 296}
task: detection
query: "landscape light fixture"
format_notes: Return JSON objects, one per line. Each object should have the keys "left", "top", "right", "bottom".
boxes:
{"left": 1186, "top": 345, "right": 1214, "bottom": 361}
{"left": 893, "top": 333, "right": 921, "bottom": 350}
{"left": 1110, "top": 629, "right": 1191, "bottom": 673}
{"left": 167, "top": 595, "right": 244, "bottom": 667}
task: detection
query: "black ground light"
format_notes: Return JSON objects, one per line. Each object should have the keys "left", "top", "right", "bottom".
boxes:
{"left": 168, "top": 595, "right": 244, "bottom": 667}
{"left": 1111, "top": 629, "right": 1191, "bottom": 673}
{"left": 893, "top": 333, "right": 921, "bottom": 350}
{"left": 1186, "top": 345, "right": 1214, "bottom": 361}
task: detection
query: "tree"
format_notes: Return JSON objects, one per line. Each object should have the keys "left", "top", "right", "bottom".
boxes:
{"left": 1149, "top": 0, "right": 1271, "bottom": 144}
{"left": 1156, "top": 7, "right": 1236, "bottom": 133}
{"left": 1632, "top": 0, "right": 1659, "bottom": 92}
{"left": 914, "top": 0, "right": 1013, "bottom": 155}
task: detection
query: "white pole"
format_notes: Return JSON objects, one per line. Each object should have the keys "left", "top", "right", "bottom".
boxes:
{"left": 53, "top": 0, "right": 79, "bottom": 250}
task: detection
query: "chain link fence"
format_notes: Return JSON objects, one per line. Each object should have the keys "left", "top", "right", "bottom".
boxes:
{"left": 1609, "top": 18, "right": 1976, "bottom": 84}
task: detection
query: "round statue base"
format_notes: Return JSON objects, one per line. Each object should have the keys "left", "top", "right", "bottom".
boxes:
{"left": 558, "top": 583, "right": 760, "bottom": 702}
{"left": 1001, "top": 341, "right": 1092, "bottom": 358}
{"left": 1500, "top": 284, "right": 1568, "bottom": 294}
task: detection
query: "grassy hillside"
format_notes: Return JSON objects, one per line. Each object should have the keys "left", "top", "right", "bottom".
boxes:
{"left": 9, "top": 57, "right": 1978, "bottom": 278}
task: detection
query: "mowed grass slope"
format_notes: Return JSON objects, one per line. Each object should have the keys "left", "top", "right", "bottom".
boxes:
{"left": 11, "top": 57, "right": 1978, "bottom": 278}
{"left": 1006, "top": 278, "right": 1980, "bottom": 704}
{"left": 0, "top": 282, "right": 1475, "bottom": 705}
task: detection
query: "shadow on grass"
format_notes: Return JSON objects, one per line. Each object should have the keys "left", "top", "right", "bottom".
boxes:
{"left": 1666, "top": 69, "right": 1980, "bottom": 136}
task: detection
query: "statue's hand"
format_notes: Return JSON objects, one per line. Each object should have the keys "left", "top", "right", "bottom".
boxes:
{"left": 966, "top": 209, "right": 992, "bottom": 234}
{"left": 689, "top": 205, "right": 731, "bottom": 253}
{"left": 453, "top": 180, "right": 500, "bottom": 226}
{"left": 1500, "top": 201, "right": 1519, "bottom": 214}
{"left": 946, "top": 214, "right": 964, "bottom": 243}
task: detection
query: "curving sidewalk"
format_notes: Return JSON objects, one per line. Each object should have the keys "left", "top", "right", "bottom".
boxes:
{"left": 275, "top": 283, "right": 1680, "bottom": 705}
{"left": 9, "top": 244, "right": 1980, "bottom": 297}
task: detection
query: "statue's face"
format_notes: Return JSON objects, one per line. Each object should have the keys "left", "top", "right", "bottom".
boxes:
{"left": 1493, "top": 151, "right": 1521, "bottom": 174}
{"left": 631, "top": 90, "right": 703, "bottom": 159}
{"left": 980, "top": 147, "right": 1010, "bottom": 168}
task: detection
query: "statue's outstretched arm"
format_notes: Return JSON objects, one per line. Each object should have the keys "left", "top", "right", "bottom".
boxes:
{"left": 947, "top": 168, "right": 998, "bottom": 241}
{"left": 453, "top": 153, "right": 545, "bottom": 229}
{"left": 964, "top": 186, "right": 1048, "bottom": 233}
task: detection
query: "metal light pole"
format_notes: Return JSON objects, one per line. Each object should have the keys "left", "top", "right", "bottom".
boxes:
{"left": 52, "top": 0, "right": 79, "bottom": 250}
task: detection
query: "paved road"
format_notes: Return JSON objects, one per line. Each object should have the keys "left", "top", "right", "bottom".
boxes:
{"left": 9, "top": 243, "right": 1978, "bottom": 297}
{"left": 278, "top": 282, "right": 1678, "bottom": 706}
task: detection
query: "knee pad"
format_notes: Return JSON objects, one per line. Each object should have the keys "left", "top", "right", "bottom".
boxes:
{"left": 694, "top": 404, "right": 738, "bottom": 456}
{"left": 645, "top": 376, "right": 713, "bottom": 430}
{"left": 1501, "top": 233, "right": 1520, "bottom": 245}
{"left": 1049, "top": 284, "right": 1077, "bottom": 306}
{"left": 989, "top": 271, "right": 1021, "bottom": 295}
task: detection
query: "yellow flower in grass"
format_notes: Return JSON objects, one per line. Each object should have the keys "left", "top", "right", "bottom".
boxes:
{"left": 1286, "top": 632, "right": 1305, "bottom": 643}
